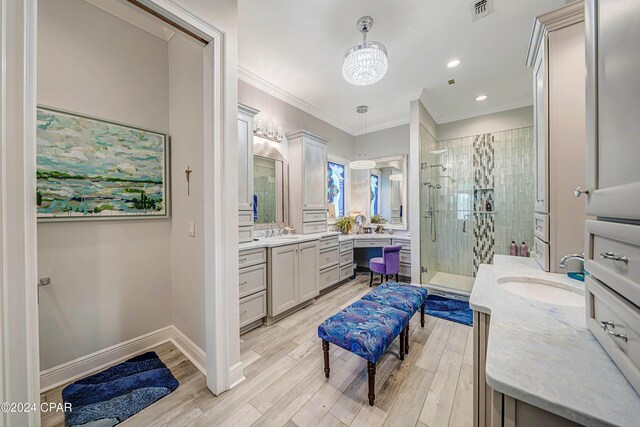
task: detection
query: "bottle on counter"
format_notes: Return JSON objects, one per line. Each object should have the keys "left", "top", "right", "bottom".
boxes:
{"left": 510, "top": 241, "right": 517, "bottom": 256}
{"left": 520, "top": 242, "right": 528, "bottom": 257}
{"left": 486, "top": 199, "right": 492, "bottom": 212}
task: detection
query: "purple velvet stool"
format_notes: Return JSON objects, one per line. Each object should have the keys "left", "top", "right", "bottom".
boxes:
{"left": 369, "top": 244, "right": 402, "bottom": 287}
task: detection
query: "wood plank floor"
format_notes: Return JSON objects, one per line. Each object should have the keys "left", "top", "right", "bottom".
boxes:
{"left": 41, "top": 274, "right": 473, "bottom": 427}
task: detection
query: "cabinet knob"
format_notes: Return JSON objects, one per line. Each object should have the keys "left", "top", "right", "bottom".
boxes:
{"left": 574, "top": 186, "right": 589, "bottom": 197}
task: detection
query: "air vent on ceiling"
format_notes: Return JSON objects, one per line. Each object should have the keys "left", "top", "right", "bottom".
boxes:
{"left": 448, "top": 79, "right": 456, "bottom": 85}
{"left": 472, "top": 0, "right": 493, "bottom": 21}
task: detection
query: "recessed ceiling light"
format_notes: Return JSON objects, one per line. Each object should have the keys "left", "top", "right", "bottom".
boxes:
{"left": 447, "top": 59, "right": 461, "bottom": 68}
{"left": 475, "top": 95, "right": 488, "bottom": 101}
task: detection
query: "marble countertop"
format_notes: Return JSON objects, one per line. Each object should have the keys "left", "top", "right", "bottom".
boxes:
{"left": 470, "top": 255, "right": 639, "bottom": 426}
{"left": 338, "top": 232, "right": 411, "bottom": 242}
{"left": 239, "top": 231, "right": 341, "bottom": 250}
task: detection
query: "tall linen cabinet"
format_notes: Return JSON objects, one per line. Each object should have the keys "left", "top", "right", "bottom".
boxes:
{"left": 286, "top": 130, "right": 329, "bottom": 234}
{"left": 238, "top": 104, "right": 259, "bottom": 243}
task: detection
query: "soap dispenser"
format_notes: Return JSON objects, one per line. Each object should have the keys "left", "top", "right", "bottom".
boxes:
{"left": 520, "top": 242, "right": 528, "bottom": 257}
{"left": 510, "top": 241, "right": 517, "bottom": 256}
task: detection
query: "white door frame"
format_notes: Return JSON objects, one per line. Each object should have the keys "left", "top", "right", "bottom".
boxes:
{"left": 1, "top": 1, "right": 238, "bottom": 425}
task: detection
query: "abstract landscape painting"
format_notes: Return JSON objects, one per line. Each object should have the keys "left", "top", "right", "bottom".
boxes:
{"left": 36, "top": 107, "right": 169, "bottom": 220}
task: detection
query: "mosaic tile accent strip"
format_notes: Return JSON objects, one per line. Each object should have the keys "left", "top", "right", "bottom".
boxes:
{"left": 473, "top": 212, "right": 495, "bottom": 274}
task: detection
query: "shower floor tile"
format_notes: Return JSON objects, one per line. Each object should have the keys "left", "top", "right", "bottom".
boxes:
{"left": 428, "top": 272, "right": 475, "bottom": 295}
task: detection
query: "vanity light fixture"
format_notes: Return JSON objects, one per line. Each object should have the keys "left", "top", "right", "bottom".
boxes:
{"left": 475, "top": 95, "right": 488, "bottom": 101}
{"left": 447, "top": 59, "right": 461, "bottom": 68}
{"left": 389, "top": 173, "right": 403, "bottom": 181}
{"left": 254, "top": 119, "right": 284, "bottom": 142}
{"left": 343, "top": 16, "right": 388, "bottom": 86}
{"left": 350, "top": 105, "right": 376, "bottom": 170}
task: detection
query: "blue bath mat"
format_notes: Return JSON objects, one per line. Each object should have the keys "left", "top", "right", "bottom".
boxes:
{"left": 425, "top": 295, "right": 473, "bottom": 326}
{"left": 62, "top": 351, "right": 178, "bottom": 427}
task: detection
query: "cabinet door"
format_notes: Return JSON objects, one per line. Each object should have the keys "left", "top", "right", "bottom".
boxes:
{"left": 298, "top": 240, "right": 319, "bottom": 303}
{"left": 238, "top": 112, "right": 254, "bottom": 211}
{"left": 270, "top": 244, "right": 298, "bottom": 316}
{"left": 533, "top": 43, "right": 549, "bottom": 214}
{"left": 303, "top": 138, "right": 328, "bottom": 210}
{"left": 585, "top": 0, "right": 640, "bottom": 220}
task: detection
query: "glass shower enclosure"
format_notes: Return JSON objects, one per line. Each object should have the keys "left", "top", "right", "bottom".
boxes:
{"left": 420, "top": 125, "right": 535, "bottom": 295}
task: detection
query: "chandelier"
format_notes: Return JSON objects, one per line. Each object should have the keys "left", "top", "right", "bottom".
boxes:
{"left": 342, "top": 16, "right": 388, "bottom": 86}
{"left": 350, "top": 105, "right": 376, "bottom": 170}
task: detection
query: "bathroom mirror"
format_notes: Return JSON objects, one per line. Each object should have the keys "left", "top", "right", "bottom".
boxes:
{"left": 253, "top": 136, "right": 288, "bottom": 229}
{"left": 369, "top": 155, "right": 407, "bottom": 230}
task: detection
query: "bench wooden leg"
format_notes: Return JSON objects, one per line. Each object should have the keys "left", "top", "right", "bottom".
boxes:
{"left": 399, "top": 329, "right": 405, "bottom": 360}
{"left": 369, "top": 271, "right": 373, "bottom": 287}
{"left": 405, "top": 325, "right": 410, "bottom": 354}
{"left": 322, "top": 340, "right": 330, "bottom": 378}
{"left": 421, "top": 303, "right": 426, "bottom": 327}
{"left": 367, "top": 361, "right": 376, "bottom": 406}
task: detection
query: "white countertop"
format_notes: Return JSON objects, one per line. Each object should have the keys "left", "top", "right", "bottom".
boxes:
{"left": 470, "top": 255, "right": 639, "bottom": 427}
{"left": 239, "top": 231, "right": 411, "bottom": 251}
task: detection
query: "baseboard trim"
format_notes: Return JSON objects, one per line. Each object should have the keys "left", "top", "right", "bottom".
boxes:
{"left": 40, "top": 325, "right": 207, "bottom": 393}
{"left": 228, "top": 361, "right": 245, "bottom": 389}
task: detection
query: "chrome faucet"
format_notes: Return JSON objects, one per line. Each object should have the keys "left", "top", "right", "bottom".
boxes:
{"left": 558, "top": 253, "right": 584, "bottom": 269}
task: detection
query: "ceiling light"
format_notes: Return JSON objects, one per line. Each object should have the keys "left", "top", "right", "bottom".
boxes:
{"left": 447, "top": 59, "right": 461, "bottom": 68}
{"left": 389, "top": 173, "right": 403, "bottom": 181}
{"left": 475, "top": 95, "right": 488, "bottom": 101}
{"left": 350, "top": 106, "right": 376, "bottom": 170}
{"left": 343, "top": 16, "right": 388, "bottom": 86}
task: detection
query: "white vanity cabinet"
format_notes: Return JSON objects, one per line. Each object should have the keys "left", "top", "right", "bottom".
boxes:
{"left": 238, "top": 248, "right": 267, "bottom": 331}
{"left": 287, "top": 130, "right": 328, "bottom": 234}
{"left": 238, "top": 104, "right": 259, "bottom": 243}
{"left": 269, "top": 240, "right": 319, "bottom": 317}
{"left": 527, "top": 2, "right": 586, "bottom": 272}
{"left": 584, "top": 0, "right": 640, "bottom": 220}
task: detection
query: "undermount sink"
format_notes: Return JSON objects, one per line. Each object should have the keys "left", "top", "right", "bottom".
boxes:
{"left": 497, "top": 277, "right": 584, "bottom": 307}
{"left": 268, "top": 235, "right": 302, "bottom": 240}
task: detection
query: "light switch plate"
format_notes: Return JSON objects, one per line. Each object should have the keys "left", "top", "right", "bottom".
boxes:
{"left": 187, "top": 221, "right": 195, "bottom": 237}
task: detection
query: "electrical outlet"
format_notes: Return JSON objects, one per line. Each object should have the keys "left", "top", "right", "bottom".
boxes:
{"left": 187, "top": 221, "right": 195, "bottom": 237}
{"left": 39, "top": 277, "right": 51, "bottom": 286}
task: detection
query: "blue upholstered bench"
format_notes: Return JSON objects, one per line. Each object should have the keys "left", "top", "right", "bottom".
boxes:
{"left": 318, "top": 283, "right": 429, "bottom": 406}
{"left": 362, "top": 282, "right": 429, "bottom": 355}
{"left": 318, "top": 300, "right": 410, "bottom": 406}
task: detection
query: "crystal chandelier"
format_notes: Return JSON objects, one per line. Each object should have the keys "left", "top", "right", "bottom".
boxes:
{"left": 350, "top": 106, "right": 376, "bottom": 170}
{"left": 343, "top": 16, "right": 388, "bottom": 86}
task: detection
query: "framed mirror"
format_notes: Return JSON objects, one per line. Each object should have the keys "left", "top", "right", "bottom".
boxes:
{"left": 368, "top": 155, "right": 407, "bottom": 230}
{"left": 253, "top": 136, "right": 288, "bottom": 229}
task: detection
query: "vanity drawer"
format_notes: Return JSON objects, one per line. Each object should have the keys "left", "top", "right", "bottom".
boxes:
{"left": 340, "top": 241, "right": 353, "bottom": 252}
{"left": 319, "top": 265, "right": 340, "bottom": 290}
{"left": 239, "top": 291, "right": 266, "bottom": 328}
{"left": 533, "top": 237, "right": 550, "bottom": 272}
{"left": 586, "top": 220, "right": 640, "bottom": 306}
{"left": 238, "top": 211, "right": 253, "bottom": 227}
{"left": 399, "top": 250, "right": 411, "bottom": 264}
{"left": 302, "top": 221, "right": 327, "bottom": 234}
{"left": 238, "top": 263, "right": 266, "bottom": 298}
{"left": 239, "top": 225, "right": 254, "bottom": 243}
{"left": 399, "top": 263, "right": 411, "bottom": 277}
{"left": 319, "top": 235, "right": 339, "bottom": 250}
{"left": 340, "top": 250, "right": 353, "bottom": 266}
{"left": 586, "top": 276, "right": 640, "bottom": 395}
{"left": 303, "top": 210, "right": 327, "bottom": 223}
{"left": 319, "top": 246, "right": 340, "bottom": 269}
{"left": 239, "top": 248, "right": 266, "bottom": 268}
{"left": 354, "top": 239, "right": 391, "bottom": 248}
{"left": 340, "top": 263, "right": 353, "bottom": 281}
{"left": 534, "top": 213, "right": 549, "bottom": 242}
{"left": 392, "top": 239, "right": 411, "bottom": 250}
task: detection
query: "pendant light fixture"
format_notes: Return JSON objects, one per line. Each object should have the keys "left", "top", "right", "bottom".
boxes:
{"left": 350, "top": 105, "right": 376, "bottom": 170}
{"left": 343, "top": 16, "right": 388, "bottom": 86}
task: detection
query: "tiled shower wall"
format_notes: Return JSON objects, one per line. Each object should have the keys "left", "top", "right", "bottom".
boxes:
{"left": 422, "top": 126, "right": 534, "bottom": 278}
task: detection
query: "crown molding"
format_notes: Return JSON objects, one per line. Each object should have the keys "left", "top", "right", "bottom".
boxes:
{"left": 355, "top": 118, "right": 410, "bottom": 136}
{"left": 238, "top": 66, "right": 356, "bottom": 135}
{"left": 437, "top": 100, "right": 534, "bottom": 125}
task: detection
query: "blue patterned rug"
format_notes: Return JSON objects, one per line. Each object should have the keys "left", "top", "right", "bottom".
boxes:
{"left": 62, "top": 351, "right": 178, "bottom": 427}
{"left": 425, "top": 295, "right": 473, "bottom": 326}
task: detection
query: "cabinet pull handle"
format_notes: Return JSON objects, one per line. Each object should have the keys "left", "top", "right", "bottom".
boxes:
{"left": 574, "top": 187, "right": 589, "bottom": 197}
{"left": 601, "top": 320, "right": 628, "bottom": 342}
{"left": 536, "top": 225, "right": 543, "bottom": 231}
{"left": 239, "top": 281, "right": 247, "bottom": 286}
{"left": 600, "top": 251, "right": 628, "bottom": 264}
{"left": 240, "top": 257, "right": 247, "bottom": 262}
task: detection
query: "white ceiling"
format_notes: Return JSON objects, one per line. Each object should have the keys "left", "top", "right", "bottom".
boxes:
{"left": 238, "top": 0, "right": 566, "bottom": 135}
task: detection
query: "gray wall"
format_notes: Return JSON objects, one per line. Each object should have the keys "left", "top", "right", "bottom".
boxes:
{"left": 354, "top": 124, "right": 410, "bottom": 159}
{"left": 238, "top": 80, "right": 355, "bottom": 159}
{"left": 37, "top": 0, "right": 172, "bottom": 370}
